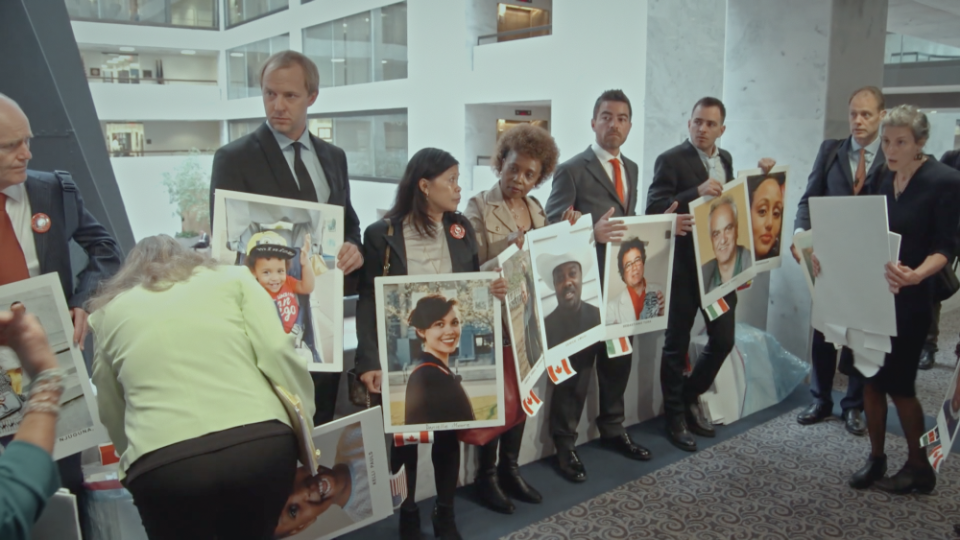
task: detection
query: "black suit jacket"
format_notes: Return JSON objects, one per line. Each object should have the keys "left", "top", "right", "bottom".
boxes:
{"left": 354, "top": 213, "right": 480, "bottom": 375}
{"left": 645, "top": 140, "right": 734, "bottom": 277}
{"left": 943, "top": 149, "right": 960, "bottom": 171}
{"left": 209, "top": 122, "right": 361, "bottom": 248}
{"left": 23, "top": 170, "right": 122, "bottom": 309}
{"left": 544, "top": 146, "right": 640, "bottom": 278}
{"left": 794, "top": 137, "right": 886, "bottom": 231}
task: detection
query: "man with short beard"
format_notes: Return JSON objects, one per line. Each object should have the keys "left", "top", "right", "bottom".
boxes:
{"left": 544, "top": 89, "right": 651, "bottom": 484}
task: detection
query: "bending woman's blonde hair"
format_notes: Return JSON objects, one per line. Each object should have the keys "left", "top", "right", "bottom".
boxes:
{"left": 87, "top": 235, "right": 219, "bottom": 313}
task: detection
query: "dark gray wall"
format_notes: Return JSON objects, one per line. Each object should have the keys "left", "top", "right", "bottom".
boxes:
{"left": 0, "top": 0, "right": 134, "bottom": 253}
{"left": 885, "top": 59, "right": 960, "bottom": 88}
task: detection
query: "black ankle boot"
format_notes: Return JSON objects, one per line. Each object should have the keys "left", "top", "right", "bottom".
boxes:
{"left": 399, "top": 505, "right": 423, "bottom": 540}
{"left": 875, "top": 462, "right": 937, "bottom": 495}
{"left": 849, "top": 454, "right": 887, "bottom": 489}
{"left": 475, "top": 440, "right": 514, "bottom": 513}
{"left": 497, "top": 423, "right": 542, "bottom": 504}
{"left": 431, "top": 504, "right": 463, "bottom": 540}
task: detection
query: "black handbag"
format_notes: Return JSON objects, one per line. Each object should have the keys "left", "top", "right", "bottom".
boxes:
{"left": 933, "top": 258, "right": 960, "bottom": 302}
{"left": 347, "top": 220, "right": 392, "bottom": 408}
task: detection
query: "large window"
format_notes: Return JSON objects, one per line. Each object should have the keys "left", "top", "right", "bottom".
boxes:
{"left": 302, "top": 2, "right": 408, "bottom": 88}
{"left": 228, "top": 111, "right": 408, "bottom": 180}
{"left": 66, "top": 0, "right": 218, "bottom": 29}
{"left": 224, "top": 0, "right": 288, "bottom": 28}
{"left": 227, "top": 35, "right": 290, "bottom": 99}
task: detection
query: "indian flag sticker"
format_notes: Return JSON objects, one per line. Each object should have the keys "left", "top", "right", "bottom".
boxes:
{"left": 705, "top": 297, "right": 730, "bottom": 322}
{"left": 606, "top": 336, "right": 633, "bottom": 358}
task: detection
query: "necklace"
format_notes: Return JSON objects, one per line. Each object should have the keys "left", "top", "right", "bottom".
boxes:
{"left": 894, "top": 158, "right": 926, "bottom": 200}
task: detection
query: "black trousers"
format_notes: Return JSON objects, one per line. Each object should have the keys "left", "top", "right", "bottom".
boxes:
{"left": 311, "top": 371, "right": 342, "bottom": 425}
{"left": 809, "top": 329, "right": 864, "bottom": 411}
{"left": 660, "top": 269, "right": 737, "bottom": 418}
{"left": 392, "top": 431, "right": 460, "bottom": 508}
{"left": 126, "top": 434, "right": 298, "bottom": 540}
{"left": 549, "top": 341, "right": 630, "bottom": 448}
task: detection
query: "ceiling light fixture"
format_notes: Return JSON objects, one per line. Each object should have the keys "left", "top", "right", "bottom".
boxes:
{"left": 331, "top": 58, "right": 345, "bottom": 62}
{"left": 119, "top": 46, "right": 135, "bottom": 52}
{"left": 231, "top": 52, "right": 244, "bottom": 57}
{"left": 181, "top": 50, "right": 196, "bottom": 55}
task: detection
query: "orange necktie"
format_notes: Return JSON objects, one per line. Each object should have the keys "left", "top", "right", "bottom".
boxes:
{"left": 609, "top": 158, "right": 625, "bottom": 205}
{"left": 0, "top": 193, "right": 30, "bottom": 286}
{"left": 853, "top": 148, "right": 866, "bottom": 195}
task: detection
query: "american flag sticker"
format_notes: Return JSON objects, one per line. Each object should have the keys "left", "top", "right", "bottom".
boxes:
{"left": 390, "top": 465, "right": 407, "bottom": 509}
{"left": 547, "top": 358, "right": 576, "bottom": 384}
{"left": 606, "top": 337, "right": 632, "bottom": 358}
{"left": 920, "top": 427, "right": 939, "bottom": 448}
{"left": 928, "top": 444, "right": 945, "bottom": 473}
{"left": 522, "top": 388, "right": 543, "bottom": 417}
{"left": 394, "top": 431, "right": 434, "bottom": 447}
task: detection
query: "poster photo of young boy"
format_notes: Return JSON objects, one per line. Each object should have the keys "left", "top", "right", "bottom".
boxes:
{"left": 212, "top": 190, "right": 345, "bottom": 372}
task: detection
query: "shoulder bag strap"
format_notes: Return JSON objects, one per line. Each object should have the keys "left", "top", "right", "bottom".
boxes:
{"left": 383, "top": 220, "right": 393, "bottom": 276}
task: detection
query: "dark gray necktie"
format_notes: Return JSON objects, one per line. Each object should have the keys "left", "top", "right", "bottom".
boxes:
{"left": 293, "top": 142, "right": 318, "bottom": 202}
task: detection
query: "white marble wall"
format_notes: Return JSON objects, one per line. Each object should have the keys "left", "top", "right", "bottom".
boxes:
{"left": 722, "top": 0, "right": 888, "bottom": 361}
{"left": 641, "top": 0, "right": 727, "bottom": 201}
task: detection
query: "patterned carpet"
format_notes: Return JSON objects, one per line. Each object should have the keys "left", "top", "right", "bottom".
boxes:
{"left": 504, "top": 410, "right": 960, "bottom": 540}
{"left": 505, "top": 311, "right": 960, "bottom": 540}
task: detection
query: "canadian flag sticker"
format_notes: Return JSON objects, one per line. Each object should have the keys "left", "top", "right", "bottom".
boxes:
{"left": 522, "top": 389, "right": 543, "bottom": 417}
{"left": 547, "top": 358, "right": 576, "bottom": 385}
{"left": 928, "top": 444, "right": 945, "bottom": 473}
{"left": 394, "top": 431, "right": 434, "bottom": 446}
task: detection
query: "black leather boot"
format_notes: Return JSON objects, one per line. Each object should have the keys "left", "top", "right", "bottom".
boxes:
{"left": 498, "top": 423, "right": 542, "bottom": 504}
{"left": 875, "top": 462, "right": 937, "bottom": 495}
{"left": 848, "top": 454, "right": 887, "bottom": 489}
{"left": 432, "top": 503, "right": 463, "bottom": 540}
{"left": 399, "top": 504, "right": 423, "bottom": 540}
{"left": 475, "top": 439, "right": 514, "bottom": 514}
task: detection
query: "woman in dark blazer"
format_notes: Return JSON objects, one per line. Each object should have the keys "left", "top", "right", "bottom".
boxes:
{"left": 463, "top": 124, "right": 574, "bottom": 514}
{"left": 849, "top": 105, "right": 960, "bottom": 495}
{"left": 404, "top": 295, "right": 475, "bottom": 424}
{"left": 354, "top": 148, "right": 506, "bottom": 540}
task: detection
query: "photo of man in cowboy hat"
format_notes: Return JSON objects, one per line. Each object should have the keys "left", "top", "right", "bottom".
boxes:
{"left": 537, "top": 245, "right": 602, "bottom": 349}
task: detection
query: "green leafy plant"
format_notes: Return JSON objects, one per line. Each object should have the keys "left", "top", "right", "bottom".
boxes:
{"left": 162, "top": 150, "right": 211, "bottom": 235}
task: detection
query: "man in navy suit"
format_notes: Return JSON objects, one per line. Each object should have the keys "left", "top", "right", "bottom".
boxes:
{"left": 791, "top": 86, "right": 889, "bottom": 436}
{"left": 210, "top": 51, "right": 363, "bottom": 426}
{"left": 0, "top": 92, "right": 122, "bottom": 536}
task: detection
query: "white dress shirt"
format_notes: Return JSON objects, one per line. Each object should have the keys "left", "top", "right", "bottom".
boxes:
{"left": 266, "top": 122, "right": 331, "bottom": 204}
{"left": 2, "top": 183, "right": 41, "bottom": 277}
{"left": 692, "top": 140, "right": 727, "bottom": 183}
{"left": 849, "top": 135, "right": 881, "bottom": 181}
{"left": 591, "top": 142, "right": 629, "bottom": 203}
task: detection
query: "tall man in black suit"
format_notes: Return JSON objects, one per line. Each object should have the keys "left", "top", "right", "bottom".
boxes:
{"left": 0, "top": 92, "right": 123, "bottom": 534}
{"left": 791, "top": 87, "right": 887, "bottom": 435}
{"left": 544, "top": 90, "right": 652, "bottom": 483}
{"left": 646, "top": 97, "right": 775, "bottom": 452}
{"left": 210, "top": 51, "right": 363, "bottom": 426}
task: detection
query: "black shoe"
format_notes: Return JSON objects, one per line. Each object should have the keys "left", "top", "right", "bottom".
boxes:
{"left": 685, "top": 400, "right": 716, "bottom": 438}
{"left": 600, "top": 432, "right": 653, "bottom": 461}
{"left": 848, "top": 454, "right": 887, "bottom": 489}
{"left": 841, "top": 409, "right": 867, "bottom": 436}
{"left": 474, "top": 471, "right": 514, "bottom": 514}
{"left": 431, "top": 504, "right": 462, "bottom": 540}
{"left": 918, "top": 349, "right": 935, "bottom": 370}
{"left": 498, "top": 463, "right": 542, "bottom": 504}
{"left": 875, "top": 462, "right": 937, "bottom": 495}
{"left": 399, "top": 505, "right": 423, "bottom": 540}
{"left": 796, "top": 402, "right": 832, "bottom": 425}
{"left": 554, "top": 446, "right": 587, "bottom": 483}
{"left": 666, "top": 415, "right": 697, "bottom": 452}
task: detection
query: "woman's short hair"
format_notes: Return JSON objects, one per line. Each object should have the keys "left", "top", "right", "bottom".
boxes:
{"left": 882, "top": 104, "right": 930, "bottom": 144}
{"left": 87, "top": 235, "right": 218, "bottom": 313}
{"left": 617, "top": 238, "right": 646, "bottom": 277}
{"left": 384, "top": 148, "right": 460, "bottom": 238}
{"left": 490, "top": 124, "right": 559, "bottom": 186}
{"left": 260, "top": 50, "right": 320, "bottom": 96}
{"left": 408, "top": 295, "right": 458, "bottom": 341}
